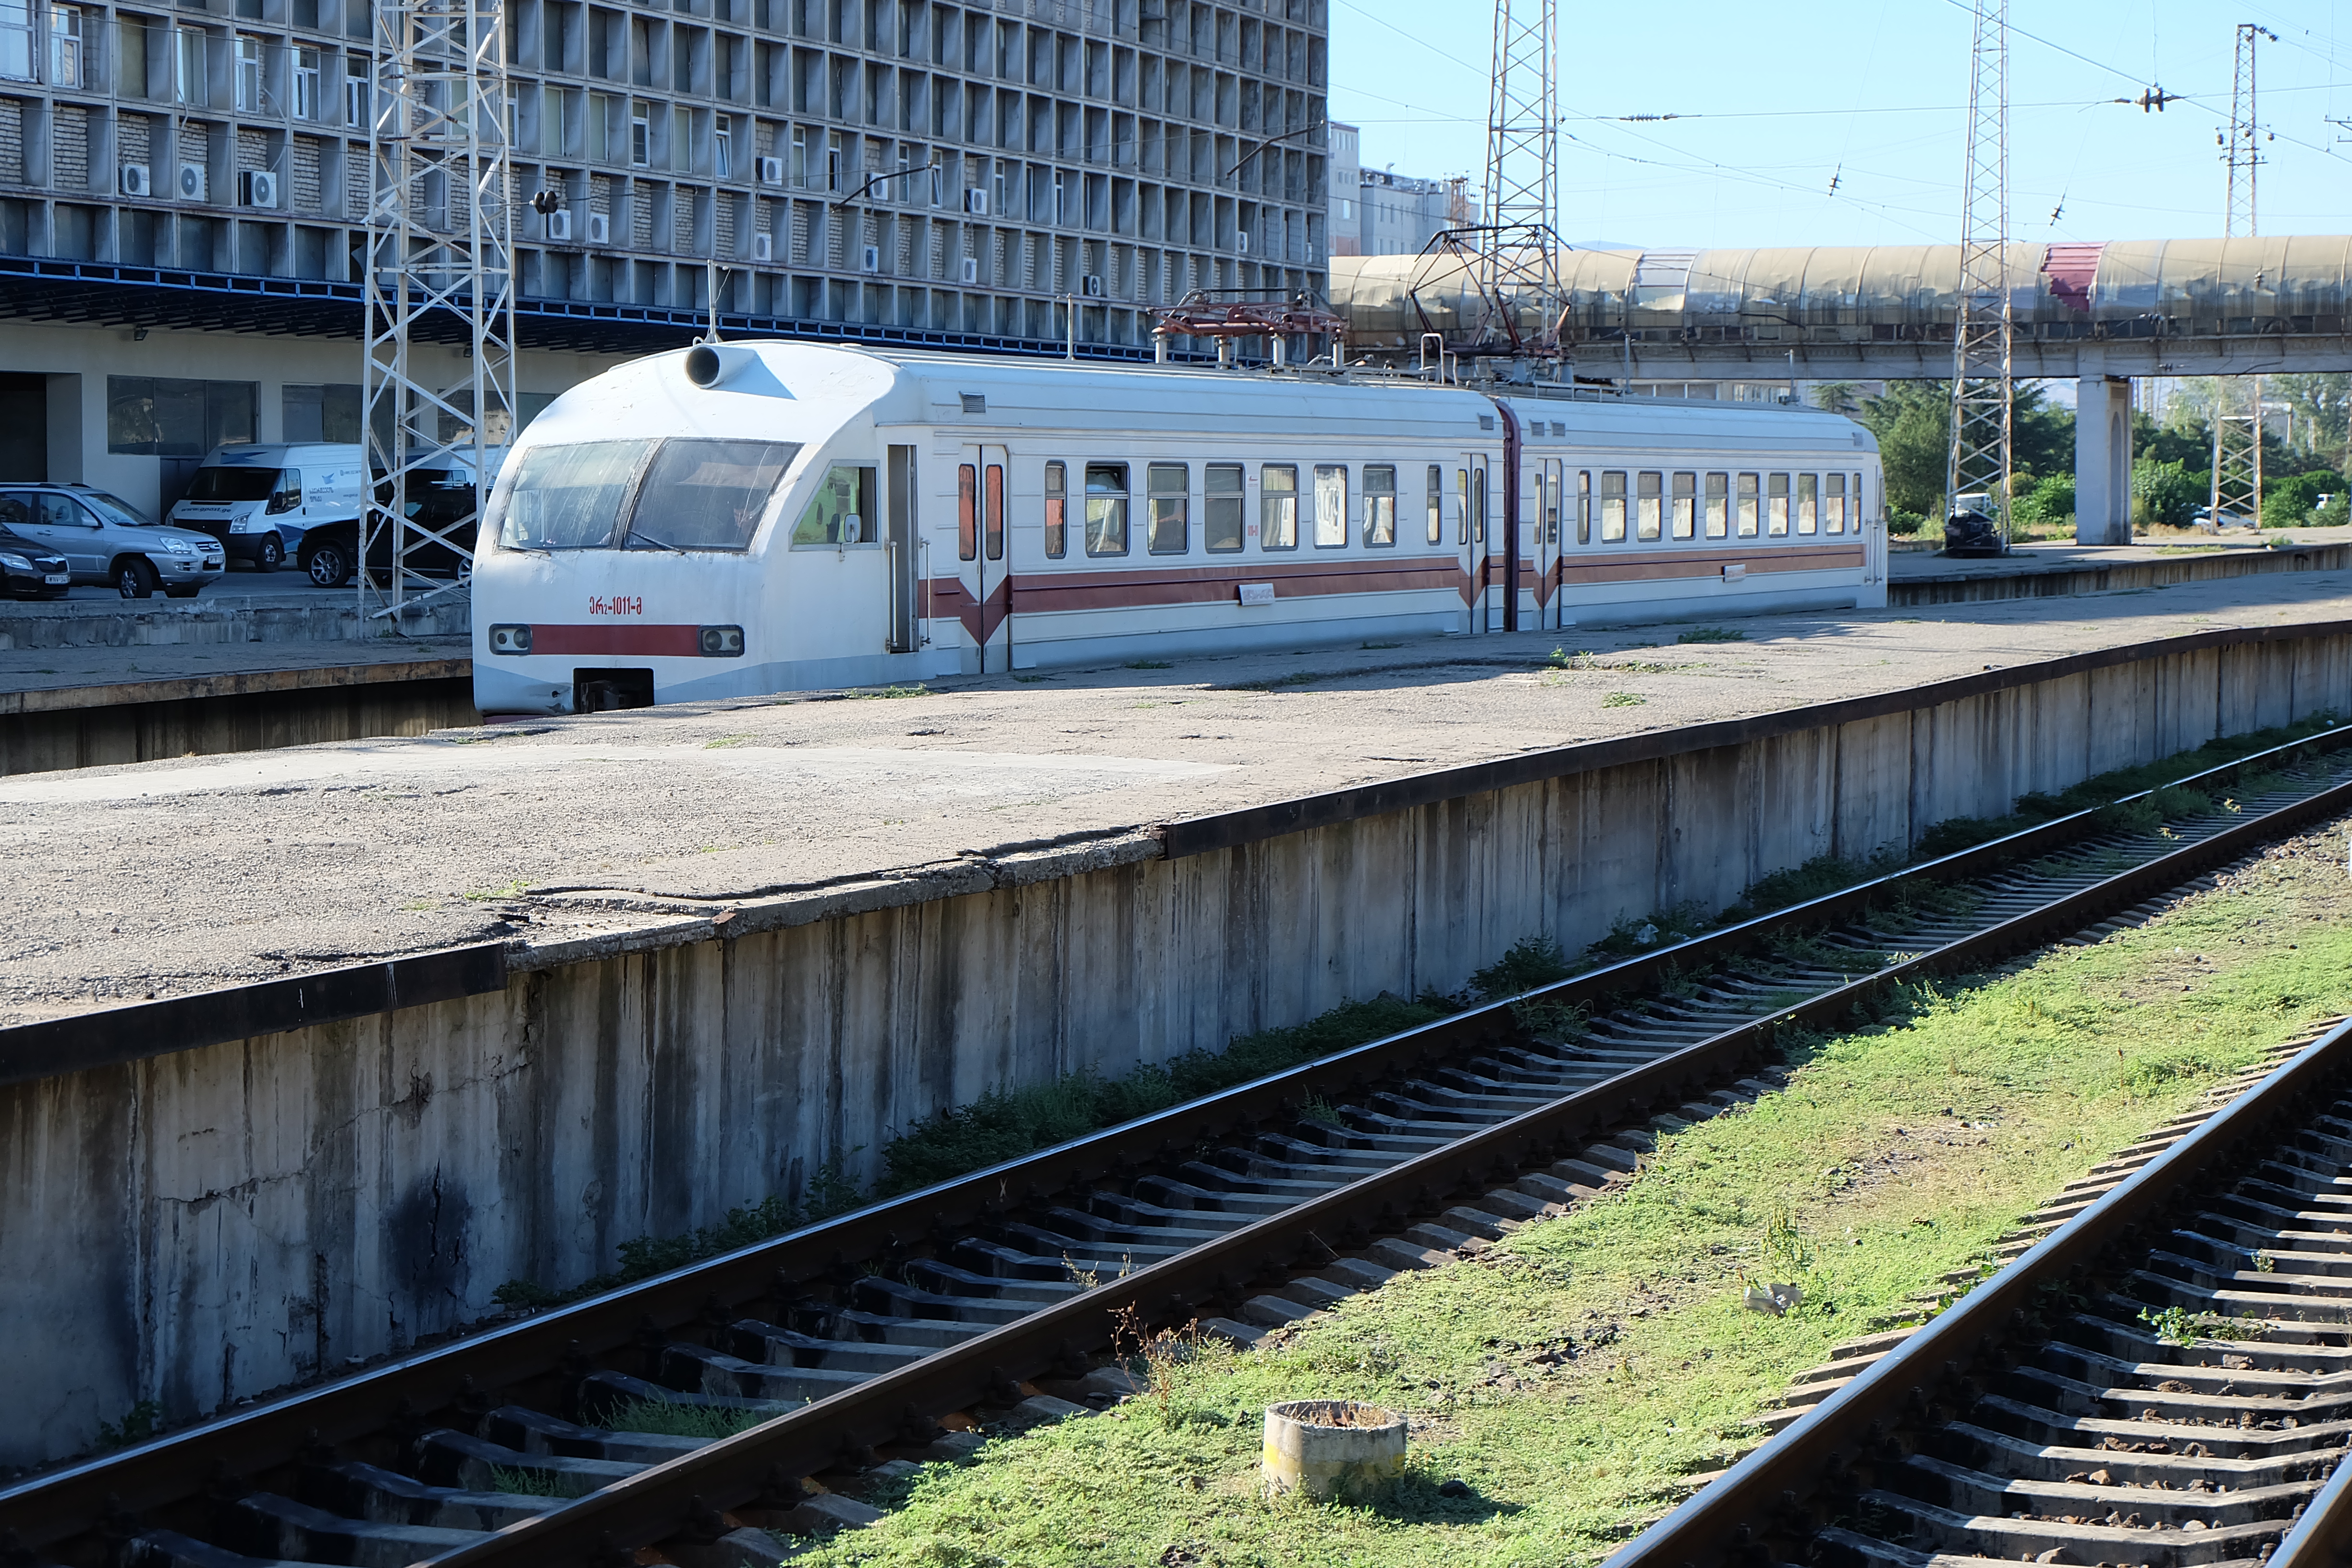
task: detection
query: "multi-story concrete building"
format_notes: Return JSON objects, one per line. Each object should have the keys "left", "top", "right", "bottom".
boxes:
{"left": 0, "top": 0, "right": 1329, "bottom": 512}
{"left": 1324, "top": 114, "right": 1352, "bottom": 254}
{"left": 1355, "top": 164, "right": 1445, "bottom": 256}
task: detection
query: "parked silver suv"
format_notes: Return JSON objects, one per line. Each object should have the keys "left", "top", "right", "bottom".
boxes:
{"left": 0, "top": 485, "right": 226, "bottom": 598}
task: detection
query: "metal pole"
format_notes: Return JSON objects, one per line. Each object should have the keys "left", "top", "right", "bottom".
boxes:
{"left": 1945, "top": 0, "right": 2013, "bottom": 551}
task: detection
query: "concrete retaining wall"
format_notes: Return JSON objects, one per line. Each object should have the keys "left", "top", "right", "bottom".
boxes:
{"left": 0, "top": 664, "right": 478, "bottom": 774}
{"left": 5, "top": 623, "right": 2349, "bottom": 1464}
{"left": 0, "top": 594, "right": 470, "bottom": 650}
{"left": 1891, "top": 542, "right": 2352, "bottom": 606}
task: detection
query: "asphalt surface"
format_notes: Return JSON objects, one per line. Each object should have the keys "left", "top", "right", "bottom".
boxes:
{"left": 8, "top": 569, "right": 2352, "bottom": 1026}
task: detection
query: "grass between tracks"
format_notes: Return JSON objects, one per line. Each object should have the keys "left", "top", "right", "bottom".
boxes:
{"left": 795, "top": 829, "right": 2352, "bottom": 1568}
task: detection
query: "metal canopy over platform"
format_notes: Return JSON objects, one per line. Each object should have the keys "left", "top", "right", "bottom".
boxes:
{"left": 0, "top": 253, "right": 1178, "bottom": 363}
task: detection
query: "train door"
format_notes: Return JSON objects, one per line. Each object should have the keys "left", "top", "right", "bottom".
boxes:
{"left": 955, "top": 443, "right": 1009, "bottom": 672}
{"left": 885, "top": 445, "right": 920, "bottom": 653}
{"left": 1537, "top": 457, "right": 1563, "bottom": 630}
{"left": 1456, "top": 453, "right": 1490, "bottom": 633}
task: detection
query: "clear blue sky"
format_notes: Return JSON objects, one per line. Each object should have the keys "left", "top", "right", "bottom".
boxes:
{"left": 1327, "top": 0, "right": 2352, "bottom": 248}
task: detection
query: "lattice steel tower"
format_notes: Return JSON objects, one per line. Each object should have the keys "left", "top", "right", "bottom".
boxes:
{"left": 1478, "top": 0, "right": 1563, "bottom": 357}
{"left": 1946, "top": 0, "right": 2013, "bottom": 546}
{"left": 362, "top": 0, "right": 518, "bottom": 621}
{"left": 2213, "top": 23, "right": 2276, "bottom": 530}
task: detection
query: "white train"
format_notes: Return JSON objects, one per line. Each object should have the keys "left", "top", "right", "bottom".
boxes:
{"left": 471, "top": 343, "right": 1886, "bottom": 714}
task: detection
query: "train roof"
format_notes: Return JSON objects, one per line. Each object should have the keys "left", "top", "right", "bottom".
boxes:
{"left": 530, "top": 341, "right": 1877, "bottom": 457}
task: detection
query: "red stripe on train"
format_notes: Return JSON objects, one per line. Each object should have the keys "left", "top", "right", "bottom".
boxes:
{"left": 527, "top": 624, "right": 706, "bottom": 657}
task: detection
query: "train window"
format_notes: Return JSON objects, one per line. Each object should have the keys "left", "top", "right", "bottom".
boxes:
{"left": 496, "top": 438, "right": 656, "bottom": 550}
{"left": 636, "top": 440, "right": 807, "bottom": 550}
{"left": 1599, "top": 471, "right": 1627, "bottom": 543}
{"left": 1261, "top": 465, "right": 1298, "bottom": 549}
{"left": 1456, "top": 468, "right": 1470, "bottom": 545}
{"left": 1736, "top": 473, "right": 1760, "bottom": 538}
{"left": 1084, "top": 462, "right": 1128, "bottom": 555}
{"left": 1853, "top": 472, "right": 1864, "bottom": 527}
{"left": 790, "top": 462, "right": 877, "bottom": 549}
{"left": 1670, "top": 472, "right": 1696, "bottom": 540}
{"left": 1544, "top": 460, "right": 1562, "bottom": 544}
{"left": 1146, "top": 463, "right": 1188, "bottom": 554}
{"left": 1635, "top": 472, "right": 1662, "bottom": 542}
{"left": 1704, "top": 473, "right": 1728, "bottom": 539}
{"left": 1824, "top": 472, "right": 1845, "bottom": 535}
{"left": 1577, "top": 470, "right": 1591, "bottom": 545}
{"left": 1796, "top": 473, "right": 1818, "bottom": 536}
{"left": 1362, "top": 465, "right": 1396, "bottom": 547}
{"left": 1766, "top": 473, "right": 1790, "bottom": 537}
{"left": 1313, "top": 465, "right": 1348, "bottom": 548}
{"left": 1471, "top": 467, "right": 1486, "bottom": 545}
{"left": 1425, "top": 465, "right": 1443, "bottom": 546}
{"left": 1044, "top": 461, "right": 1067, "bottom": 557}
{"left": 956, "top": 464, "right": 977, "bottom": 560}
{"left": 984, "top": 461, "right": 1005, "bottom": 560}
{"left": 1204, "top": 464, "right": 1244, "bottom": 552}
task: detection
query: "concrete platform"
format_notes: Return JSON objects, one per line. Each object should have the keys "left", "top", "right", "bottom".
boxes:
{"left": 0, "top": 578, "right": 468, "bottom": 648}
{"left": 1887, "top": 532, "right": 2352, "bottom": 606}
{"left": 8, "top": 563, "right": 2352, "bottom": 1028}
{"left": 0, "top": 637, "right": 475, "bottom": 775}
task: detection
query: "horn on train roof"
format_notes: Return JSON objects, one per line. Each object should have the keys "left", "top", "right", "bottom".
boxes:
{"left": 684, "top": 343, "right": 758, "bottom": 389}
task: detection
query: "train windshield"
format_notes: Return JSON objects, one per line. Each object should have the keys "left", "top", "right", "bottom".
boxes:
{"left": 497, "top": 438, "right": 800, "bottom": 551}
{"left": 499, "top": 441, "right": 655, "bottom": 549}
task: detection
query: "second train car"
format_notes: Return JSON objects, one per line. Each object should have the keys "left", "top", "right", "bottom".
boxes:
{"left": 471, "top": 342, "right": 1886, "bottom": 714}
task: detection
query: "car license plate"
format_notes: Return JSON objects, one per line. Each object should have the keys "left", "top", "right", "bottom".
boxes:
{"left": 43, "top": 573, "right": 67, "bottom": 584}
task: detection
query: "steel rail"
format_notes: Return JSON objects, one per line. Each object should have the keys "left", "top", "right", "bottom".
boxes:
{"left": 1604, "top": 1014, "right": 2352, "bottom": 1568}
{"left": 408, "top": 743, "right": 2352, "bottom": 1565}
{"left": 7, "top": 725, "right": 2350, "bottom": 1562}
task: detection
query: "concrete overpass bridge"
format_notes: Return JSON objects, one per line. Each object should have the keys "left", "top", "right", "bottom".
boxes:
{"left": 1330, "top": 239, "right": 2352, "bottom": 543}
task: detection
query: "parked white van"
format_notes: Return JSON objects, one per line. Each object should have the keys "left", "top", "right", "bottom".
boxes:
{"left": 167, "top": 443, "right": 368, "bottom": 573}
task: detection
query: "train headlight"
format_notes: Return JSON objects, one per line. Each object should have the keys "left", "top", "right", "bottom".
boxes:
{"left": 489, "top": 623, "right": 533, "bottom": 654}
{"left": 698, "top": 625, "right": 745, "bottom": 657}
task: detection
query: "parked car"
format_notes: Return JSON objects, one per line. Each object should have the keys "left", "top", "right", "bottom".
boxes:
{"left": 0, "top": 485, "right": 224, "bottom": 598}
{"left": 0, "top": 525, "right": 71, "bottom": 599}
{"left": 298, "top": 454, "right": 500, "bottom": 588}
{"left": 167, "top": 442, "right": 368, "bottom": 573}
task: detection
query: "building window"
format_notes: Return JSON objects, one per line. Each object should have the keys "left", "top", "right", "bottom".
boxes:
{"left": 47, "top": 3, "right": 81, "bottom": 86}
{"left": 788, "top": 123, "right": 807, "bottom": 186}
{"left": 233, "top": 33, "right": 261, "bottom": 110}
{"left": 1051, "top": 167, "right": 1066, "bottom": 225}
{"left": 293, "top": 45, "right": 319, "bottom": 119}
{"left": 630, "top": 99, "right": 650, "bottom": 166}
{"left": 175, "top": 25, "right": 206, "bottom": 105}
{"left": 282, "top": 383, "right": 363, "bottom": 443}
{"left": 108, "top": 377, "right": 257, "bottom": 456}
{"left": 713, "top": 119, "right": 731, "bottom": 178}
{"left": 0, "top": 0, "right": 28, "bottom": 81}
{"left": 344, "top": 55, "right": 368, "bottom": 128}
{"left": 825, "top": 128, "right": 842, "bottom": 191}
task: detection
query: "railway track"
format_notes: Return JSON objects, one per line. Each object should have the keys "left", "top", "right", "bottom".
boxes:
{"left": 11, "top": 726, "right": 2352, "bottom": 1568}
{"left": 1610, "top": 1006, "right": 2352, "bottom": 1568}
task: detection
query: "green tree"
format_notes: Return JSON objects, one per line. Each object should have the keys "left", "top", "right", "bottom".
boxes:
{"left": 1809, "top": 381, "right": 1862, "bottom": 416}
{"left": 1857, "top": 380, "right": 2074, "bottom": 519}
{"left": 2132, "top": 458, "right": 2200, "bottom": 529}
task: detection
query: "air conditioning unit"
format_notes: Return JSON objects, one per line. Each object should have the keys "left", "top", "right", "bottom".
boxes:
{"left": 119, "top": 162, "right": 151, "bottom": 196}
{"left": 177, "top": 163, "right": 208, "bottom": 202}
{"left": 859, "top": 244, "right": 881, "bottom": 273}
{"left": 239, "top": 170, "right": 277, "bottom": 208}
{"left": 1081, "top": 272, "right": 1104, "bottom": 298}
{"left": 584, "top": 211, "right": 611, "bottom": 244}
{"left": 756, "top": 155, "right": 784, "bottom": 186}
{"left": 544, "top": 208, "right": 573, "bottom": 241}
{"left": 751, "top": 231, "right": 773, "bottom": 262}
{"left": 1235, "top": 229, "right": 1250, "bottom": 254}
{"left": 964, "top": 188, "right": 988, "bottom": 215}
{"left": 958, "top": 256, "right": 980, "bottom": 285}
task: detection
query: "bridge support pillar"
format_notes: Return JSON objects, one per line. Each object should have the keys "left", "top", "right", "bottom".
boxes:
{"left": 2074, "top": 359, "right": 2133, "bottom": 545}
